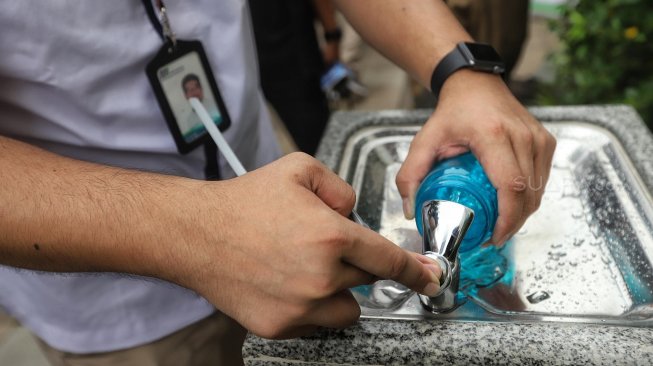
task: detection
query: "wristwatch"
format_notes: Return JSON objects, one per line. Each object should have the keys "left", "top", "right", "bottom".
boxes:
{"left": 430, "top": 42, "right": 505, "bottom": 98}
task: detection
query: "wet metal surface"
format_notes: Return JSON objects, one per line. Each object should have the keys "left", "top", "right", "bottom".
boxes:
{"left": 339, "top": 123, "right": 653, "bottom": 326}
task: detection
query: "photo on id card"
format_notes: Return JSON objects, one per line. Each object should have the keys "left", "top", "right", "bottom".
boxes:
{"left": 146, "top": 40, "right": 231, "bottom": 154}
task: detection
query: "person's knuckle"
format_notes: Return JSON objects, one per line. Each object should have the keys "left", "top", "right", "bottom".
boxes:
{"left": 533, "top": 130, "right": 548, "bottom": 151}
{"left": 284, "top": 152, "right": 315, "bottom": 178}
{"left": 395, "top": 169, "right": 411, "bottom": 189}
{"left": 408, "top": 129, "right": 427, "bottom": 150}
{"left": 290, "top": 152, "right": 321, "bottom": 171}
{"left": 504, "top": 170, "right": 528, "bottom": 195}
{"left": 326, "top": 226, "right": 349, "bottom": 246}
{"left": 486, "top": 120, "right": 507, "bottom": 138}
{"left": 311, "top": 275, "right": 339, "bottom": 298}
{"left": 532, "top": 127, "right": 551, "bottom": 148}
{"left": 321, "top": 226, "right": 350, "bottom": 253}
{"left": 520, "top": 128, "right": 535, "bottom": 148}
{"left": 305, "top": 161, "right": 328, "bottom": 186}
{"left": 508, "top": 178, "right": 528, "bottom": 194}
{"left": 287, "top": 151, "right": 311, "bottom": 163}
{"left": 545, "top": 131, "right": 557, "bottom": 150}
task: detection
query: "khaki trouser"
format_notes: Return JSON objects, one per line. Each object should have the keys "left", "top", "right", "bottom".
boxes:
{"left": 446, "top": 0, "right": 530, "bottom": 78}
{"left": 36, "top": 312, "right": 247, "bottom": 366}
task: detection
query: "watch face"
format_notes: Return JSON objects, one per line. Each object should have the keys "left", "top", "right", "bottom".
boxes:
{"left": 458, "top": 42, "right": 505, "bottom": 73}
{"left": 464, "top": 42, "right": 503, "bottom": 63}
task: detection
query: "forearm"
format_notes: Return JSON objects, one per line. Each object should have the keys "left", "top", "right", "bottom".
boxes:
{"left": 334, "top": 0, "right": 473, "bottom": 88}
{"left": 0, "top": 135, "right": 211, "bottom": 280}
{"left": 0, "top": 137, "right": 446, "bottom": 337}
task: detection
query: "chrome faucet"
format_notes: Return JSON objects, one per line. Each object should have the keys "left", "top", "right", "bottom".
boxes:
{"left": 418, "top": 200, "right": 474, "bottom": 313}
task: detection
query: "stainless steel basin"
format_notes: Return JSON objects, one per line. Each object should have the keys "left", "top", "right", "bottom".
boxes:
{"left": 340, "top": 122, "right": 653, "bottom": 326}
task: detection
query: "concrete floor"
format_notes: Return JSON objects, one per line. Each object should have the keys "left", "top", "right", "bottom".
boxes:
{"left": 0, "top": 15, "right": 558, "bottom": 365}
{"left": 0, "top": 313, "right": 49, "bottom": 366}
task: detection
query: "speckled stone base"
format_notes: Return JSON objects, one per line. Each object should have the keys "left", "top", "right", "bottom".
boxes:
{"left": 245, "top": 320, "right": 653, "bottom": 365}
{"left": 244, "top": 105, "right": 653, "bottom": 366}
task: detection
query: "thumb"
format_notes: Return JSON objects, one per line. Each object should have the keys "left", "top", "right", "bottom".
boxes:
{"left": 301, "top": 156, "right": 356, "bottom": 217}
{"left": 396, "top": 118, "right": 470, "bottom": 220}
{"left": 396, "top": 131, "right": 439, "bottom": 220}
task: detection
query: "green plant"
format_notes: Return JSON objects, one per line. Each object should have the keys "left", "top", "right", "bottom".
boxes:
{"left": 539, "top": 0, "right": 653, "bottom": 129}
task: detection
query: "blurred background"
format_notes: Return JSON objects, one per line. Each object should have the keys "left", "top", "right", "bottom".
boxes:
{"left": 252, "top": 0, "right": 652, "bottom": 156}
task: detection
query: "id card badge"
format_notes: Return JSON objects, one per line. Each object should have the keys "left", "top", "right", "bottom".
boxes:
{"left": 146, "top": 40, "right": 231, "bottom": 154}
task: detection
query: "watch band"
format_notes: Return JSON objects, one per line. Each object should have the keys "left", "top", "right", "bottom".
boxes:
{"left": 429, "top": 44, "right": 468, "bottom": 99}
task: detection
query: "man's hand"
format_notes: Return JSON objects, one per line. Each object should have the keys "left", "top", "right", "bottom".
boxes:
{"left": 0, "top": 137, "right": 440, "bottom": 340}
{"left": 172, "top": 153, "right": 442, "bottom": 339}
{"left": 396, "top": 71, "right": 556, "bottom": 245}
{"left": 333, "top": 0, "right": 556, "bottom": 244}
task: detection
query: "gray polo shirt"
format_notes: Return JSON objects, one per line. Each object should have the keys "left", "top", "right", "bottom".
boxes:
{"left": 0, "top": 0, "right": 280, "bottom": 353}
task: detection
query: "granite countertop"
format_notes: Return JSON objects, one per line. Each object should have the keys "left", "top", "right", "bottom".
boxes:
{"left": 243, "top": 106, "right": 653, "bottom": 365}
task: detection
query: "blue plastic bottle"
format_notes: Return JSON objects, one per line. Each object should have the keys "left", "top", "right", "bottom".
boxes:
{"left": 414, "top": 152, "right": 498, "bottom": 253}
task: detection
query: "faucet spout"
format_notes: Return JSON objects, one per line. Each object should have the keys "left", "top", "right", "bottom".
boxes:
{"left": 419, "top": 200, "right": 474, "bottom": 313}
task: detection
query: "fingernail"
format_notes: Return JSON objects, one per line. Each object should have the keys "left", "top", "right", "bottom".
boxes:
{"left": 402, "top": 197, "right": 414, "bottom": 220}
{"left": 423, "top": 282, "right": 440, "bottom": 297}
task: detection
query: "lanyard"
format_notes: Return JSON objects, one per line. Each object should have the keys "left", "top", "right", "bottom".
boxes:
{"left": 142, "top": 0, "right": 177, "bottom": 48}
{"left": 142, "top": 1, "right": 227, "bottom": 179}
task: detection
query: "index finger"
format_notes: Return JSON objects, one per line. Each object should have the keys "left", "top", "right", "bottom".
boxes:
{"left": 340, "top": 220, "right": 440, "bottom": 296}
{"left": 473, "top": 132, "right": 526, "bottom": 245}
